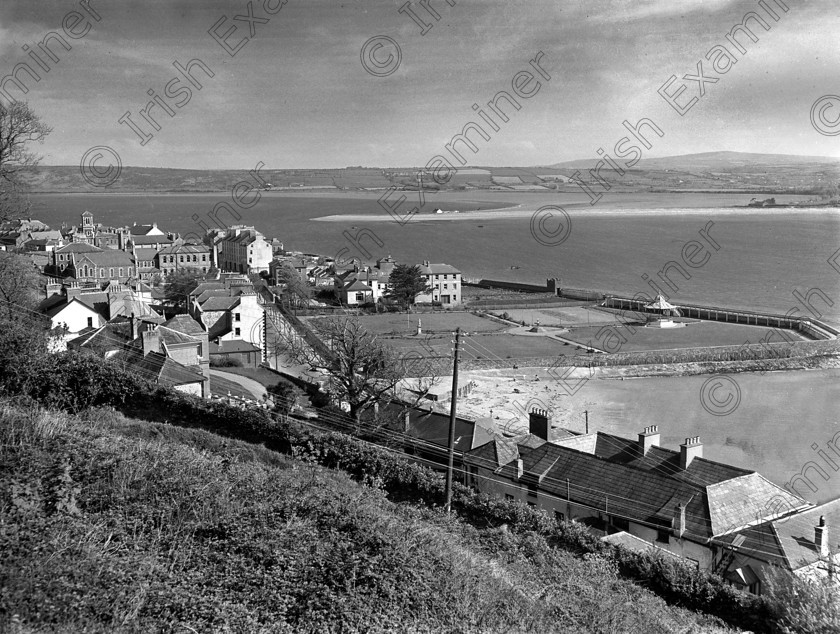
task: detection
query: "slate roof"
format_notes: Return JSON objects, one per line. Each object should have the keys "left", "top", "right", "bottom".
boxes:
{"left": 116, "top": 348, "right": 205, "bottom": 386}
{"left": 75, "top": 251, "right": 135, "bottom": 267}
{"left": 465, "top": 430, "right": 811, "bottom": 543}
{"left": 418, "top": 263, "right": 461, "bottom": 275}
{"left": 159, "top": 244, "right": 210, "bottom": 255}
{"left": 720, "top": 497, "right": 837, "bottom": 572}
{"left": 554, "top": 431, "right": 752, "bottom": 486}
{"left": 129, "top": 224, "right": 160, "bottom": 236}
{"left": 341, "top": 280, "right": 373, "bottom": 292}
{"left": 56, "top": 243, "right": 102, "bottom": 254}
{"left": 209, "top": 340, "right": 261, "bottom": 354}
{"left": 67, "top": 320, "right": 133, "bottom": 352}
{"left": 134, "top": 247, "right": 158, "bottom": 262}
{"left": 163, "top": 314, "right": 205, "bottom": 336}
{"left": 157, "top": 325, "right": 201, "bottom": 346}
{"left": 191, "top": 282, "right": 226, "bottom": 297}
{"left": 201, "top": 296, "right": 240, "bottom": 311}
{"left": 129, "top": 235, "right": 172, "bottom": 245}
{"left": 707, "top": 473, "right": 809, "bottom": 537}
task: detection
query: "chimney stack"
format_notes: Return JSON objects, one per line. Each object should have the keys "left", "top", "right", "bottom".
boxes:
{"left": 403, "top": 410, "right": 411, "bottom": 433}
{"left": 529, "top": 408, "right": 550, "bottom": 441}
{"left": 673, "top": 503, "right": 686, "bottom": 538}
{"left": 141, "top": 329, "right": 160, "bottom": 356}
{"left": 66, "top": 282, "right": 81, "bottom": 301}
{"left": 516, "top": 458, "right": 524, "bottom": 480}
{"left": 679, "top": 436, "right": 703, "bottom": 469}
{"left": 816, "top": 516, "right": 829, "bottom": 558}
{"left": 130, "top": 312, "right": 140, "bottom": 340}
{"left": 638, "top": 425, "right": 660, "bottom": 455}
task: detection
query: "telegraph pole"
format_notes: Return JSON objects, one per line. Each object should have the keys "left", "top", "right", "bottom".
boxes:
{"left": 445, "top": 327, "right": 461, "bottom": 514}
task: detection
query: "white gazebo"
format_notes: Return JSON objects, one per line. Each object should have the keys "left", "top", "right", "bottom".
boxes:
{"left": 644, "top": 295, "right": 684, "bottom": 328}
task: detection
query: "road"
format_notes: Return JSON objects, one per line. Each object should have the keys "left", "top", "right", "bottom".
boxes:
{"left": 209, "top": 369, "right": 268, "bottom": 401}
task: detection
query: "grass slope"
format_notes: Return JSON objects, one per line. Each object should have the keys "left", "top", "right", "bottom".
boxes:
{"left": 0, "top": 402, "right": 736, "bottom": 634}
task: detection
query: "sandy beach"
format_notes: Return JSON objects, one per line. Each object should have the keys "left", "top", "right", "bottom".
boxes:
{"left": 311, "top": 204, "right": 837, "bottom": 222}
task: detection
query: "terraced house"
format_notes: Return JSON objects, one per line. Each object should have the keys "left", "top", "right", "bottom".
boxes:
{"left": 216, "top": 226, "right": 272, "bottom": 274}
{"left": 463, "top": 414, "right": 811, "bottom": 595}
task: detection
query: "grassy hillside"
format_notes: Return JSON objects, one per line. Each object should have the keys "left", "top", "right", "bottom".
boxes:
{"left": 0, "top": 401, "right": 737, "bottom": 633}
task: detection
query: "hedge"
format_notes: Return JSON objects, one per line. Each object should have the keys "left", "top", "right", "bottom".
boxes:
{"left": 2, "top": 349, "right": 777, "bottom": 632}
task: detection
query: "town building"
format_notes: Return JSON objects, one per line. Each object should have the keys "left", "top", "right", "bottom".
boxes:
{"left": 157, "top": 244, "right": 213, "bottom": 275}
{"left": 133, "top": 247, "right": 160, "bottom": 281}
{"left": 416, "top": 261, "right": 462, "bottom": 306}
{"left": 334, "top": 255, "right": 398, "bottom": 305}
{"left": 189, "top": 276, "right": 264, "bottom": 353}
{"left": 216, "top": 226, "right": 272, "bottom": 274}
{"left": 38, "top": 281, "right": 163, "bottom": 344}
{"left": 51, "top": 242, "right": 103, "bottom": 275}
{"left": 65, "top": 248, "right": 137, "bottom": 283}
{"left": 462, "top": 415, "right": 809, "bottom": 595}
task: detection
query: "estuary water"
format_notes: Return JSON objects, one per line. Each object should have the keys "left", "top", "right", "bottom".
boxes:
{"left": 31, "top": 190, "right": 840, "bottom": 326}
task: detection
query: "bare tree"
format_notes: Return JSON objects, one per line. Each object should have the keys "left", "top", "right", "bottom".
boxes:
{"left": 276, "top": 313, "right": 439, "bottom": 426}
{"left": 0, "top": 101, "right": 52, "bottom": 222}
{"left": 0, "top": 251, "right": 41, "bottom": 320}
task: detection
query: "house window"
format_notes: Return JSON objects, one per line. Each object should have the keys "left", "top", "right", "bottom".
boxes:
{"left": 611, "top": 516, "right": 629, "bottom": 532}
{"left": 443, "top": 283, "right": 448, "bottom": 289}
{"left": 118, "top": 267, "right": 123, "bottom": 277}
{"left": 526, "top": 483, "right": 538, "bottom": 498}
{"left": 109, "top": 268, "right": 114, "bottom": 277}
{"left": 202, "top": 254, "right": 207, "bottom": 261}
{"left": 100, "top": 268, "right": 105, "bottom": 277}
{"left": 656, "top": 527, "right": 670, "bottom": 544}
{"left": 235, "top": 312, "right": 241, "bottom": 322}
{"left": 87, "top": 317, "right": 93, "bottom": 328}
{"left": 554, "top": 511, "right": 565, "bottom": 523}
{"left": 234, "top": 327, "right": 241, "bottom": 336}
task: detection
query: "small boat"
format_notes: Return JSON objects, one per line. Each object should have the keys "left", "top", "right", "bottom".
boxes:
{"left": 477, "top": 225, "right": 484, "bottom": 228}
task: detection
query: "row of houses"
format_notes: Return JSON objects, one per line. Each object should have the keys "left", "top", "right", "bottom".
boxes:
{"left": 39, "top": 271, "right": 270, "bottom": 395}
{"left": 334, "top": 257, "right": 463, "bottom": 307}
{"left": 456, "top": 410, "right": 838, "bottom": 595}
{"left": 8, "top": 213, "right": 280, "bottom": 282}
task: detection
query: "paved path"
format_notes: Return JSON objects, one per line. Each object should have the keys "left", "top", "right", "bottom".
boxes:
{"left": 209, "top": 370, "right": 267, "bottom": 400}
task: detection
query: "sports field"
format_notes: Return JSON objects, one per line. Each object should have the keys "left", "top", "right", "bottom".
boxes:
{"left": 560, "top": 320, "right": 807, "bottom": 352}
{"left": 311, "top": 311, "right": 506, "bottom": 336}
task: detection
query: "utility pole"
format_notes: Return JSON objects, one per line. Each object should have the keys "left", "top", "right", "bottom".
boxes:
{"left": 445, "top": 327, "right": 461, "bottom": 514}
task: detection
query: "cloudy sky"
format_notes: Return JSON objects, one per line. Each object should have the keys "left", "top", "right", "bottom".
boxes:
{"left": 1, "top": 0, "right": 838, "bottom": 168}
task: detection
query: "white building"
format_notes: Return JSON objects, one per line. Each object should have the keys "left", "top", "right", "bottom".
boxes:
{"left": 416, "top": 261, "right": 462, "bottom": 307}
{"left": 217, "top": 226, "right": 273, "bottom": 274}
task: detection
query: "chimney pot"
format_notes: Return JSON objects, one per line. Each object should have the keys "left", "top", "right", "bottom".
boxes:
{"left": 529, "top": 408, "right": 550, "bottom": 441}
{"left": 672, "top": 503, "right": 686, "bottom": 538}
{"left": 680, "top": 436, "right": 703, "bottom": 469}
{"left": 639, "top": 425, "right": 660, "bottom": 455}
{"left": 141, "top": 328, "right": 160, "bottom": 356}
{"left": 815, "top": 516, "right": 829, "bottom": 558}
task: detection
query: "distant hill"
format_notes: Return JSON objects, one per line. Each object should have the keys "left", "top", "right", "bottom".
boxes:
{"left": 545, "top": 151, "right": 840, "bottom": 171}
{"left": 20, "top": 150, "right": 840, "bottom": 194}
